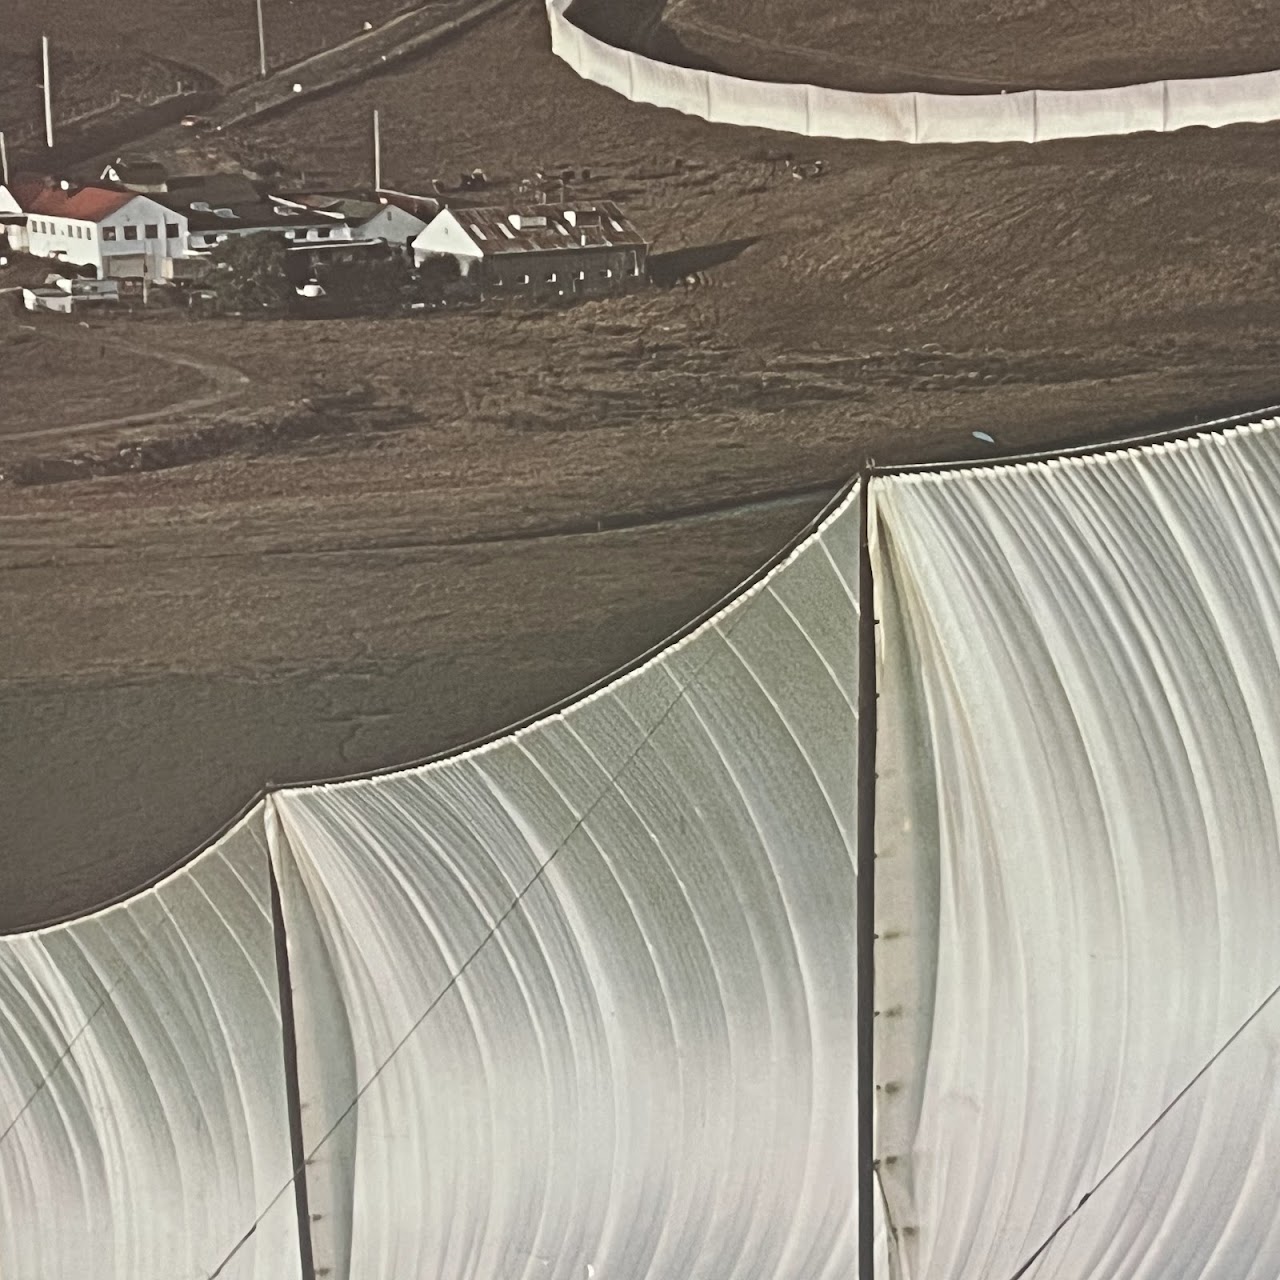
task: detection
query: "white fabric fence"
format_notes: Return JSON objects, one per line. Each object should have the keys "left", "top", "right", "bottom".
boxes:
{"left": 0, "top": 810, "right": 298, "bottom": 1280}
{"left": 11, "top": 415, "right": 1280, "bottom": 1278}
{"left": 545, "top": 0, "right": 1280, "bottom": 142}
{"left": 0, "top": 491, "right": 871, "bottom": 1280}
{"left": 871, "top": 420, "right": 1280, "bottom": 1278}
{"left": 269, "top": 493, "right": 865, "bottom": 1280}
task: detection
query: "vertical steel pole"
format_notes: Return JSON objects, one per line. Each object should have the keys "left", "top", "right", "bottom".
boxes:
{"left": 268, "top": 835, "right": 316, "bottom": 1280}
{"left": 256, "top": 0, "right": 268, "bottom": 78}
{"left": 856, "top": 468, "right": 879, "bottom": 1279}
{"left": 0, "top": 132, "right": 8, "bottom": 187}
{"left": 42, "top": 37, "right": 54, "bottom": 148}
{"left": 373, "top": 109, "right": 382, "bottom": 192}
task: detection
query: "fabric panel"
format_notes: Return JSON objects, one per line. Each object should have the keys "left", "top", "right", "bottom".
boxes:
{"left": 274, "top": 492, "right": 863, "bottom": 1280}
{"left": 871, "top": 420, "right": 1280, "bottom": 1279}
{"left": 0, "top": 808, "right": 298, "bottom": 1280}
{"left": 546, "top": 0, "right": 1280, "bottom": 144}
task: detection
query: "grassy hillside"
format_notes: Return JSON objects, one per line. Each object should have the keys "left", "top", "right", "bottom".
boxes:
{"left": 7, "top": 0, "right": 1280, "bottom": 923}
{"left": 653, "top": 0, "right": 1280, "bottom": 92}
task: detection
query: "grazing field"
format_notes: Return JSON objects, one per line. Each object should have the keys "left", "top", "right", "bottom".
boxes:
{"left": 4, "top": 0, "right": 1280, "bottom": 927}
{"left": 616, "top": 0, "right": 1280, "bottom": 92}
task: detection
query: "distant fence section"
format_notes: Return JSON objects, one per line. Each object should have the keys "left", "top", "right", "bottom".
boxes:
{"left": 545, "top": 0, "right": 1280, "bottom": 142}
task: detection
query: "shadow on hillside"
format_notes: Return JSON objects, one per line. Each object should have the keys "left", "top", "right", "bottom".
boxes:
{"left": 566, "top": 0, "right": 725, "bottom": 72}
{"left": 649, "top": 236, "right": 760, "bottom": 286}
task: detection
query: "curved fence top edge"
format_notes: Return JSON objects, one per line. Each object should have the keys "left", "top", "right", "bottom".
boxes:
{"left": 284, "top": 479, "right": 862, "bottom": 795}
{"left": 13, "top": 401, "right": 1280, "bottom": 939}
{"left": 875, "top": 405, "right": 1280, "bottom": 484}
{"left": 0, "top": 482, "right": 857, "bottom": 939}
{"left": 546, "top": 0, "right": 1280, "bottom": 142}
{"left": 9, "top": 802, "right": 268, "bottom": 941}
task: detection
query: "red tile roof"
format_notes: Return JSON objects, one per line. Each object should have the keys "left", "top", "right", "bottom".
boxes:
{"left": 9, "top": 177, "right": 138, "bottom": 223}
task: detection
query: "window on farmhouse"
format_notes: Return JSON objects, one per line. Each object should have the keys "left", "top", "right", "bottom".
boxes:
{"left": 546, "top": 272, "right": 557, "bottom": 283}
{"left": 601, "top": 268, "right": 613, "bottom": 278}
{"left": 166, "top": 223, "right": 179, "bottom": 239}
{"left": 145, "top": 223, "right": 158, "bottom": 239}
{"left": 124, "top": 225, "right": 138, "bottom": 241}
{"left": 103, "top": 226, "right": 117, "bottom": 241}
{"left": 518, "top": 274, "right": 530, "bottom": 285}
{"left": 316, "top": 228, "right": 330, "bottom": 239}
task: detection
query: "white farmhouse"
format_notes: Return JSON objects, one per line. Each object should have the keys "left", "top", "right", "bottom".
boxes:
{"left": 3, "top": 177, "right": 189, "bottom": 279}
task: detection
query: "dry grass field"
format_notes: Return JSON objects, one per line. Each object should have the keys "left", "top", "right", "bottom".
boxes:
{"left": 5, "top": 0, "right": 1280, "bottom": 926}
{"left": 627, "top": 0, "right": 1280, "bottom": 91}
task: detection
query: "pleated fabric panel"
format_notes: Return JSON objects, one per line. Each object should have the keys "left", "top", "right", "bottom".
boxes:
{"left": 272, "top": 489, "right": 865, "bottom": 1280}
{"left": 871, "top": 419, "right": 1280, "bottom": 1280}
{"left": 0, "top": 807, "right": 298, "bottom": 1280}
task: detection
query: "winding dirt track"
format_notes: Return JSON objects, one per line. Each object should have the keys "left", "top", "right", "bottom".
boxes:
{"left": 2, "top": 331, "right": 251, "bottom": 444}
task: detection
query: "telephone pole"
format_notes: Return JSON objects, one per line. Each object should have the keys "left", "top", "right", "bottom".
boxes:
{"left": 372, "top": 109, "right": 382, "bottom": 191}
{"left": 42, "top": 36, "right": 54, "bottom": 148}
{"left": 255, "top": 0, "right": 268, "bottom": 77}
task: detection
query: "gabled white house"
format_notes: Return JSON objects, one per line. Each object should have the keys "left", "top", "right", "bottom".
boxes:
{"left": 5, "top": 177, "right": 189, "bottom": 279}
{"left": 411, "top": 208, "right": 486, "bottom": 273}
{"left": 272, "top": 193, "right": 429, "bottom": 251}
{"left": 0, "top": 185, "right": 22, "bottom": 257}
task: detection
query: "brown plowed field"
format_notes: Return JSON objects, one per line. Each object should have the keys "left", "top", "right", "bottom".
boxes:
{"left": 4, "top": 0, "right": 1280, "bottom": 927}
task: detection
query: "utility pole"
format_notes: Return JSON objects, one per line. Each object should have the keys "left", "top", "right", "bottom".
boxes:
{"left": 372, "top": 108, "right": 382, "bottom": 192}
{"left": 42, "top": 36, "right": 54, "bottom": 148}
{"left": 255, "top": 0, "right": 268, "bottom": 77}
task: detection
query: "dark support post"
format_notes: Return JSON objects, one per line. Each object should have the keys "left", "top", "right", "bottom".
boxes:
{"left": 269, "top": 855, "right": 316, "bottom": 1280}
{"left": 856, "top": 468, "right": 879, "bottom": 1278}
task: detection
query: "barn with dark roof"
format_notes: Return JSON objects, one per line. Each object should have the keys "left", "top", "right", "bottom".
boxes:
{"left": 411, "top": 201, "right": 647, "bottom": 301}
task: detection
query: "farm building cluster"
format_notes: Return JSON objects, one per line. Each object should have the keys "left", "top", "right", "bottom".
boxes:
{"left": 0, "top": 157, "right": 649, "bottom": 313}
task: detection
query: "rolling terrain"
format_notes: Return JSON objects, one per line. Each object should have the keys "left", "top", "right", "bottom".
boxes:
{"left": 630, "top": 0, "right": 1280, "bottom": 92}
{"left": 5, "top": 0, "right": 1280, "bottom": 926}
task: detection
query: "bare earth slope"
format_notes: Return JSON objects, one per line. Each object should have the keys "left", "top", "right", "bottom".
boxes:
{"left": 1, "top": 0, "right": 417, "bottom": 85}
{"left": 6, "top": 2, "right": 1280, "bottom": 926}
{"left": 640, "top": 0, "right": 1280, "bottom": 91}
